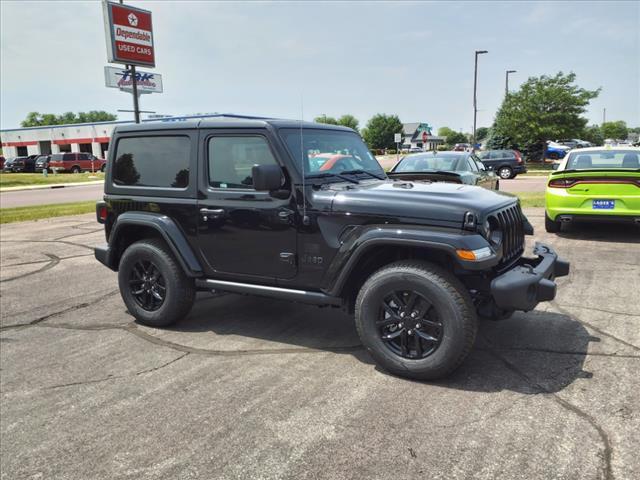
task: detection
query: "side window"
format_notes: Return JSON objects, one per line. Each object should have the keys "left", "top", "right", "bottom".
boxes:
{"left": 113, "top": 136, "right": 190, "bottom": 188}
{"left": 208, "top": 136, "right": 278, "bottom": 189}
{"left": 466, "top": 157, "right": 479, "bottom": 172}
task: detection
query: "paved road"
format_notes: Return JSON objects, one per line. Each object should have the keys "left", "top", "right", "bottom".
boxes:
{"left": 0, "top": 183, "right": 104, "bottom": 208}
{"left": 500, "top": 175, "right": 547, "bottom": 193}
{"left": 1, "top": 210, "right": 638, "bottom": 479}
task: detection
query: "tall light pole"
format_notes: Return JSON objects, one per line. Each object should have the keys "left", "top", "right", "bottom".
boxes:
{"left": 473, "top": 50, "right": 488, "bottom": 149}
{"left": 505, "top": 70, "right": 516, "bottom": 96}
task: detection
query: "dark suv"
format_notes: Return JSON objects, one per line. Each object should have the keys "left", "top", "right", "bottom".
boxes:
{"left": 94, "top": 117, "right": 568, "bottom": 380}
{"left": 477, "top": 149, "right": 526, "bottom": 179}
{"left": 11, "top": 155, "right": 39, "bottom": 173}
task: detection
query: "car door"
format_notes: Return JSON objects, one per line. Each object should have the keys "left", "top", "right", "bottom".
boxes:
{"left": 473, "top": 156, "right": 496, "bottom": 189}
{"left": 466, "top": 155, "right": 486, "bottom": 187}
{"left": 195, "top": 130, "right": 297, "bottom": 281}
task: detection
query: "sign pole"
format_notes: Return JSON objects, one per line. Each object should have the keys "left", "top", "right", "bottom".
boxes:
{"left": 130, "top": 65, "right": 140, "bottom": 123}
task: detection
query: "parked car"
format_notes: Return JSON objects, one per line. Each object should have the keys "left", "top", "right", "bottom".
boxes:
{"left": 2, "top": 157, "right": 17, "bottom": 172}
{"left": 11, "top": 155, "right": 38, "bottom": 173}
{"left": 545, "top": 147, "right": 640, "bottom": 232}
{"left": 388, "top": 151, "right": 499, "bottom": 190}
{"left": 408, "top": 146, "right": 423, "bottom": 153}
{"left": 557, "top": 139, "right": 592, "bottom": 149}
{"left": 546, "top": 141, "right": 571, "bottom": 160}
{"left": 453, "top": 143, "right": 471, "bottom": 151}
{"left": 34, "top": 154, "right": 51, "bottom": 173}
{"left": 477, "top": 149, "right": 527, "bottom": 179}
{"left": 95, "top": 117, "right": 569, "bottom": 381}
{"left": 48, "top": 152, "right": 106, "bottom": 173}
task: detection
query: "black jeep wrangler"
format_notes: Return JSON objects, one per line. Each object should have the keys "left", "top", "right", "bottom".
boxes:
{"left": 95, "top": 116, "right": 569, "bottom": 380}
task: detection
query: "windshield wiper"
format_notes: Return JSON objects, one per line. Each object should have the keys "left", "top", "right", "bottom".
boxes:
{"left": 339, "top": 169, "right": 386, "bottom": 180}
{"left": 306, "top": 172, "right": 360, "bottom": 184}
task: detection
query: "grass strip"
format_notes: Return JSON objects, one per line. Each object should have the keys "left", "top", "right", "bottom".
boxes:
{"left": 0, "top": 172, "right": 104, "bottom": 189}
{"left": 514, "top": 192, "right": 545, "bottom": 208}
{"left": 0, "top": 201, "right": 96, "bottom": 224}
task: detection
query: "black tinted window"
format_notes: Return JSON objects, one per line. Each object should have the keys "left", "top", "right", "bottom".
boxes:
{"left": 113, "top": 136, "right": 190, "bottom": 188}
{"left": 208, "top": 136, "right": 278, "bottom": 189}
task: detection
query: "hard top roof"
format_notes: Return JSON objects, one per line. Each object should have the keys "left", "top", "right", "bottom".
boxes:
{"left": 115, "top": 115, "right": 355, "bottom": 133}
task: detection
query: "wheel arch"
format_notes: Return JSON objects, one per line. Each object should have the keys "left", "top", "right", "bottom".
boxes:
{"left": 108, "top": 212, "right": 203, "bottom": 277}
{"left": 326, "top": 227, "right": 493, "bottom": 312}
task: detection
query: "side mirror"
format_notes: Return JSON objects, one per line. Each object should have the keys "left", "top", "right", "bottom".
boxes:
{"left": 552, "top": 163, "right": 559, "bottom": 170}
{"left": 252, "top": 164, "right": 284, "bottom": 191}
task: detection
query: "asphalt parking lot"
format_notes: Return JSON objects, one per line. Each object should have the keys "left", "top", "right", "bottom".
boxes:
{"left": 1, "top": 210, "right": 638, "bottom": 480}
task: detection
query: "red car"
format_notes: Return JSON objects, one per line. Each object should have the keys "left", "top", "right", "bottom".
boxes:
{"left": 48, "top": 152, "right": 106, "bottom": 173}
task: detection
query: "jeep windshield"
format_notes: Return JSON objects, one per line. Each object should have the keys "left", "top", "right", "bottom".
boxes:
{"left": 280, "top": 128, "right": 385, "bottom": 181}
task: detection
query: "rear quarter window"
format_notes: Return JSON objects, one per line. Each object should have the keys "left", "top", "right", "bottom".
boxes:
{"left": 113, "top": 136, "right": 190, "bottom": 188}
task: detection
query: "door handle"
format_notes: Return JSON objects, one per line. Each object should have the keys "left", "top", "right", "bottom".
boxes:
{"left": 200, "top": 208, "right": 225, "bottom": 220}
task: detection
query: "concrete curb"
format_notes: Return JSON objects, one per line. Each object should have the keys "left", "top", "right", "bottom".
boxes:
{"left": 0, "top": 180, "right": 104, "bottom": 193}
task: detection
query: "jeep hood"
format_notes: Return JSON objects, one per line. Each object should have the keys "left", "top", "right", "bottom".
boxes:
{"left": 321, "top": 180, "right": 517, "bottom": 226}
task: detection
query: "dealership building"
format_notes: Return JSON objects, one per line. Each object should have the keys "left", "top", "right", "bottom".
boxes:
{"left": 0, "top": 114, "right": 227, "bottom": 159}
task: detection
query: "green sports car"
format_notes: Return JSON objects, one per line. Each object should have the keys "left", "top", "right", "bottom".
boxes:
{"left": 545, "top": 147, "right": 640, "bottom": 232}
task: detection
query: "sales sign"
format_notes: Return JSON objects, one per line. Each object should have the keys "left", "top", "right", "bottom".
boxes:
{"left": 103, "top": 1, "right": 155, "bottom": 67}
{"left": 104, "top": 66, "right": 163, "bottom": 94}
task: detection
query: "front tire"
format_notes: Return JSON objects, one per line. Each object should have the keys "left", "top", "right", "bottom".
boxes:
{"left": 118, "top": 238, "right": 196, "bottom": 327}
{"left": 498, "top": 166, "right": 513, "bottom": 179}
{"left": 545, "top": 213, "right": 562, "bottom": 233}
{"left": 71, "top": 166, "right": 81, "bottom": 174}
{"left": 355, "top": 261, "right": 477, "bottom": 380}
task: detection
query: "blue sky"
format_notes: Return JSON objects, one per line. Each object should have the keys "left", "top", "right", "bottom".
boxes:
{"left": 1, "top": 1, "right": 638, "bottom": 131}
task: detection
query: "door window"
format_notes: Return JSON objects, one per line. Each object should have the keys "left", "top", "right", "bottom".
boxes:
{"left": 466, "top": 157, "right": 479, "bottom": 172}
{"left": 208, "top": 136, "right": 278, "bottom": 189}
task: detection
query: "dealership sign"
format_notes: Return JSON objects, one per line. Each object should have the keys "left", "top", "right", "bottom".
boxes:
{"left": 103, "top": 1, "right": 155, "bottom": 67}
{"left": 104, "top": 66, "right": 163, "bottom": 94}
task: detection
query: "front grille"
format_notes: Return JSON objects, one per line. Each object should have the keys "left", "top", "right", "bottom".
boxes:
{"left": 491, "top": 204, "right": 525, "bottom": 264}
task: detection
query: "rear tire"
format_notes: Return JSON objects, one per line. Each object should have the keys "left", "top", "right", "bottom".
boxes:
{"left": 118, "top": 238, "right": 196, "bottom": 328}
{"left": 545, "top": 213, "right": 562, "bottom": 233}
{"left": 498, "top": 166, "right": 513, "bottom": 179}
{"left": 355, "top": 261, "right": 477, "bottom": 380}
{"left": 100, "top": 164, "right": 106, "bottom": 172}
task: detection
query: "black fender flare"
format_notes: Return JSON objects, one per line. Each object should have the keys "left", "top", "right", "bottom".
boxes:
{"left": 108, "top": 211, "right": 203, "bottom": 277}
{"left": 324, "top": 225, "right": 496, "bottom": 296}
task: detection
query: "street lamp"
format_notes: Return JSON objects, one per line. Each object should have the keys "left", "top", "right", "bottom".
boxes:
{"left": 473, "top": 50, "right": 488, "bottom": 149}
{"left": 505, "top": 70, "right": 517, "bottom": 96}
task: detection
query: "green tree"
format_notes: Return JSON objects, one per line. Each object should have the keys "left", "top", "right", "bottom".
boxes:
{"left": 337, "top": 114, "right": 359, "bottom": 131}
{"left": 491, "top": 72, "right": 600, "bottom": 160}
{"left": 20, "top": 111, "right": 117, "bottom": 127}
{"left": 601, "top": 120, "right": 628, "bottom": 140}
{"left": 445, "top": 131, "right": 468, "bottom": 147}
{"left": 475, "top": 127, "right": 489, "bottom": 142}
{"left": 581, "top": 125, "right": 604, "bottom": 146}
{"left": 437, "top": 126, "right": 455, "bottom": 138}
{"left": 313, "top": 115, "right": 338, "bottom": 125}
{"left": 361, "top": 114, "right": 403, "bottom": 149}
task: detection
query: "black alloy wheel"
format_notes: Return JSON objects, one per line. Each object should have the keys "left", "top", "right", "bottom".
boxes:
{"left": 378, "top": 290, "right": 443, "bottom": 359}
{"left": 129, "top": 259, "right": 166, "bottom": 311}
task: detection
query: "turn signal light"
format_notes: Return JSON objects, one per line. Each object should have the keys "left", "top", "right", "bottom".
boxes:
{"left": 456, "top": 247, "right": 493, "bottom": 261}
{"left": 548, "top": 178, "right": 576, "bottom": 188}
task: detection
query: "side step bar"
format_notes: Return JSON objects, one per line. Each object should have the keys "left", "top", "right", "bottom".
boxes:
{"left": 195, "top": 278, "right": 342, "bottom": 307}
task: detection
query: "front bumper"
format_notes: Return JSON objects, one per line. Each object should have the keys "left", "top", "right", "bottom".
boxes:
{"left": 491, "top": 242, "right": 569, "bottom": 311}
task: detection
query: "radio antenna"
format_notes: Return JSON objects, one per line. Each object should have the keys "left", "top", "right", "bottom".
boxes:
{"left": 300, "top": 94, "right": 309, "bottom": 225}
